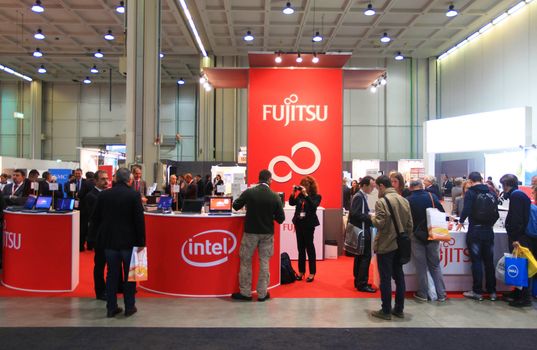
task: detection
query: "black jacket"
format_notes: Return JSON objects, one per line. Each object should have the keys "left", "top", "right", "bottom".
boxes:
{"left": 38, "top": 181, "right": 64, "bottom": 198}
{"left": 407, "top": 189, "right": 444, "bottom": 233}
{"left": 504, "top": 187, "right": 531, "bottom": 241}
{"left": 349, "top": 191, "right": 372, "bottom": 237}
{"left": 460, "top": 184, "right": 498, "bottom": 229}
{"left": 289, "top": 191, "right": 321, "bottom": 228}
{"left": 83, "top": 187, "right": 102, "bottom": 244}
{"left": 90, "top": 183, "right": 146, "bottom": 250}
{"left": 233, "top": 183, "right": 285, "bottom": 234}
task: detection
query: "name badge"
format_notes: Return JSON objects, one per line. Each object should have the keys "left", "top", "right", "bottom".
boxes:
{"left": 299, "top": 212, "right": 306, "bottom": 219}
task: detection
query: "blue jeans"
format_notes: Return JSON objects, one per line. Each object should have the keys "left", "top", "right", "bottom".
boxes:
{"left": 105, "top": 249, "right": 136, "bottom": 312}
{"left": 377, "top": 250, "right": 405, "bottom": 314}
{"left": 466, "top": 226, "right": 495, "bottom": 294}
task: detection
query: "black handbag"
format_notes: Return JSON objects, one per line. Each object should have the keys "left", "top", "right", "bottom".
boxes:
{"left": 384, "top": 197, "right": 411, "bottom": 265}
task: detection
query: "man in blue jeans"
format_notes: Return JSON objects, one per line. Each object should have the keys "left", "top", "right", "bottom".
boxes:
{"left": 457, "top": 172, "right": 499, "bottom": 301}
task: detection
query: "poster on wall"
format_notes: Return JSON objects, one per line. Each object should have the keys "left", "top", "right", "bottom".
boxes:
{"left": 248, "top": 68, "right": 343, "bottom": 209}
{"left": 525, "top": 149, "right": 537, "bottom": 186}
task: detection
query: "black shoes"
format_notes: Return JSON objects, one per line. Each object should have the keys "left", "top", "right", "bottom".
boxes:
{"left": 125, "top": 306, "right": 138, "bottom": 317}
{"left": 306, "top": 275, "right": 315, "bottom": 283}
{"left": 96, "top": 294, "right": 107, "bottom": 301}
{"left": 258, "top": 293, "right": 270, "bottom": 302}
{"left": 509, "top": 299, "right": 532, "bottom": 308}
{"left": 106, "top": 307, "right": 123, "bottom": 318}
{"left": 295, "top": 274, "right": 304, "bottom": 281}
{"left": 391, "top": 310, "right": 405, "bottom": 319}
{"left": 231, "top": 293, "right": 252, "bottom": 301}
{"left": 358, "top": 286, "right": 377, "bottom": 293}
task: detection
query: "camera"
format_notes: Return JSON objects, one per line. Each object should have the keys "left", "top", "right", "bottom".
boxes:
{"left": 293, "top": 185, "right": 303, "bottom": 191}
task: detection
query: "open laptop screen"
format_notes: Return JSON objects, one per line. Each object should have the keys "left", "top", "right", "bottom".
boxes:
{"left": 24, "top": 196, "right": 37, "bottom": 209}
{"left": 157, "top": 196, "right": 173, "bottom": 210}
{"left": 55, "top": 198, "right": 74, "bottom": 211}
{"left": 35, "top": 196, "right": 52, "bottom": 210}
{"left": 209, "top": 197, "right": 233, "bottom": 213}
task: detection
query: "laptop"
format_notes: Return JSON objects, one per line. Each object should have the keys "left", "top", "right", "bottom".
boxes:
{"left": 156, "top": 195, "right": 173, "bottom": 213}
{"left": 5, "top": 195, "right": 37, "bottom": 212}
{"left": 208, "top": 196, "right": 233, "bottom": 215}
{"left": 53, "top": 198, "right": 75, "bottom": 213}
{"left": 22, "top": 196, "right": 52, "bottom": 213}
{"left": 182, "top": 199, "right": 204, "bottom": 214}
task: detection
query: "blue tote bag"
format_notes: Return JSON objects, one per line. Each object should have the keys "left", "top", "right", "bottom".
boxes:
{"left": 504, "top": 256, "right": 528, "bottom": 287}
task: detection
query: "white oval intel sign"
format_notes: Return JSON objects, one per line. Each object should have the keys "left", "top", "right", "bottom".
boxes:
{"left": 181, "top": 230, "right": 237, "bottom": 267}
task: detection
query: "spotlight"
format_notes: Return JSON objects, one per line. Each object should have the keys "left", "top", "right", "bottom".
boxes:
{"left": 275, "top": 52, "right": 282, "bottom": 64}
{"left": 312, "top": 53, "right": 319, "bottom": 64}
{"left": 296, "top": 53, "right": 303, "bottom": 63}
{"left": 380, "top": 33, "right": 391, "bottom": 43}
{"left": 283, "top": 2, "right": 294, "bottom": 15}
{"left": 380, "top": 76, "right": 387, "bottom": 85}
{"left": 370, "top": 84, "right": 377, "bottom": 93}
{"left": 199, "top": 76, "right": 207, "bottom": 84}
{"left": 90, "top": 65, "right": 99, "bottom": 74}
{"left": 446, "top": 4, "right": 458, "bottom": 17}
{"left": 104, "top": 30, "right": 115, "bottom": 41}
{"left": 160, "top": 53, "right": 164, "bottom": 58}
{"left": 94, "top": 49, "right": 104, "bottom": 58}
{"left": 204, "top": 82, "right": 212, "bottom": 91}
{"left": 83, "top": 77, "right": 92, "bottom": 84}
{"left": 37, "top": 65, "right": 46, "bottom": 74}
{"left": 364, "top": 3, "right": 375, "bottom": 16}
{"left": 177, "top": 78, "right": 185, "bottom": 85}
{"left": 312, "top": 31, "right": 323, "bottom": 42}
{"left": 395, "top": 52, "right": 404, "bottom": 60}
{"left": 243, "top": 31, "right": 254, "bottom": 42}
{"left": 31, "top": 0, "right": 44, "bottom": 13}
{"left": 116, "top": 1, "right": 125, "bottom": 14}
{"left": 33, "top": 48, "right": 43, "bottom": 57}
{"left": 34, "top": 29, "right": 45, "bottom": 40}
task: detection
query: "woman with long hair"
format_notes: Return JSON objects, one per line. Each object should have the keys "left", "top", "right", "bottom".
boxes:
{"left": 389, "top": 171, "right": 411, "bottom": 197}
{"left": 289, "top": 176, "right": 322, "bottom": 282}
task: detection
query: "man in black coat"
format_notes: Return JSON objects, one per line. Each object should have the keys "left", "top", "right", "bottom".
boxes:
{"left": 1, "top": 169, "right": 29, "bottom": 206}
{"left": 91, "top": 168, "right": 146, "bottom": 318}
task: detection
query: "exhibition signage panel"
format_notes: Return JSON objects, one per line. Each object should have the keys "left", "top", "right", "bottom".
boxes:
{"left": 141, "top": 214, "right": 280, "bottom": 297}
{"left": 248, "top": 68, "right": 343, "bottom": 209}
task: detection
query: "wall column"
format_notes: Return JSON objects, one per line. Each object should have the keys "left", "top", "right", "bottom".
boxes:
{"left": 30, "top": 80, "right": 43, "bottom": 159}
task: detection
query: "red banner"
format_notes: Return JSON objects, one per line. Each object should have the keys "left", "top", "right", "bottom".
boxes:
{"left": 248, "top": 68, "right": 342, "bottom": 208}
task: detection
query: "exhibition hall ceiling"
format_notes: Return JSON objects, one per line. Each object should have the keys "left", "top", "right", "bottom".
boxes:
{"left": 0, "top": 0, "right": 520, "bottom": 82}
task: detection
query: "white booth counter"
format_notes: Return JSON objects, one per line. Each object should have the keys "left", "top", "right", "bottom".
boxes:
{"left": 281, "top": 205, "right": 324, "bottom": 260}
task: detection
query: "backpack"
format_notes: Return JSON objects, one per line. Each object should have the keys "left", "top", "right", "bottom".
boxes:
{"left": 527, "top": 204, "right": 537, "bottom": 238}
{"left": 280, "top": 252, "right": 296, "bottom": 284}
{"left": 472, "top": 191, "right": 499, "bottom": 226}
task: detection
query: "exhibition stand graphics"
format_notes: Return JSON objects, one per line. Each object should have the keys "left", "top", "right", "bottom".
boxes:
{"left": 2, "top": 211, "right": 80, "bottom": 292}
{"left": 141, "top": 213, "right": 280, "bottom": 297}
{"left": 281, "top": 206, "right": 324, "bottom": 260}
{"left": 247, "top": 68, "right": 343, "bottom": 209}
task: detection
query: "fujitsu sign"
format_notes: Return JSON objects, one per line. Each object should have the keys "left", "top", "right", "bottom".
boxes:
{"left": 262, "top": 94, "right": 328, "bottom": 127}
{"left": 180, "top": 230, "right": 237, "bottom": 267}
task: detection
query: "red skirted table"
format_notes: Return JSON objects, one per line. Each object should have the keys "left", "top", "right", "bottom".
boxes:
{"left": 141, "top": 213, "right": 280, "bottom": 297}
{"left": 2, "top": 211, "right": 80, "bottom": 292}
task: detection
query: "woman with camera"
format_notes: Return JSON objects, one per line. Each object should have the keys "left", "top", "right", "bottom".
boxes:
{"left": 289, "top": 176, "right": 322, "bottom": 282}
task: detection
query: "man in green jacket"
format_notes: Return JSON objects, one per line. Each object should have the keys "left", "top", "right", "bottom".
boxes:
{"left": 371, "top": 175, "right": 413, "bottom": 320}
{"left": 231, "top": 169, "right": 285, "bottom": 302}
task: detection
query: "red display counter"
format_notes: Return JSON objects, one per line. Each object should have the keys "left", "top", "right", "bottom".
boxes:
{"left": 2, "top": 211, "right": 80, "bottom": 292}
{"left": 141, "top": 213, "right": 280, "bottom": 297}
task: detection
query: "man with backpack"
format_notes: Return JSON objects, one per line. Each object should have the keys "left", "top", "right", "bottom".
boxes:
{"left": 499, "top": 174, "right": 532, "bottom": 307}
{"left": 457, "top": 172, "right": 499, "bottom": 301}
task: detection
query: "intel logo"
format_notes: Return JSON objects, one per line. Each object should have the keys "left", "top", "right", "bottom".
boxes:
{"left": 181, "top": 230, "right": 237, "bottom": 267}
{"left": 507, "top": 265, "right": 519, "bottom": 278}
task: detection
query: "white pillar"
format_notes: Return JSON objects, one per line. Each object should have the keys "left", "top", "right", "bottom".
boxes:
{"left": 30, "top": 80, "right": 42, "bottom": 159}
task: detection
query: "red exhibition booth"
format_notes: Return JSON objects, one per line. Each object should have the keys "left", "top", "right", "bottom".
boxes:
{"left": 2, "top": 211, "right": 80, "bottom": 292}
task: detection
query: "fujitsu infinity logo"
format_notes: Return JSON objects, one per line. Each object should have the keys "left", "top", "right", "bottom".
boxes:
{"left": 180, "top": 230, "right": 237, "bottom": 267}
{"left": 268, "top": 141, "right": 321, "bottom": 182}
{"left": 263, "top": 94, "right": 328, "bottom": 127}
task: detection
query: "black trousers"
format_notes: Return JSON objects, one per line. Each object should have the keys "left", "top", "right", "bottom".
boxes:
{"left": 514, "top": 235, "right": 537, "bottom": 301}
{"left": 353, "top": 237, "right": 372, "bottom": 289}
{"left": 94, "top": 244, "right": 106, "bottom": 297}
{"left": 377, "top": 250, "right": 405, "bottom": 314}
{"left": 296, "top": 225, "right": 316, "bottom": 274}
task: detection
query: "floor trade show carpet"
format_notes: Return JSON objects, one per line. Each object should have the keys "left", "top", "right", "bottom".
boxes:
{"left": 0, "top": 327, "right": 534, "bottom": 350}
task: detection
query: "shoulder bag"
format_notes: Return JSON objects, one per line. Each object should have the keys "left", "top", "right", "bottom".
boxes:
{"left": 344, "top": 194, "right": 366, "bottom": 256}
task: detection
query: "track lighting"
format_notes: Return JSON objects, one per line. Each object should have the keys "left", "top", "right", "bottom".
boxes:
{"left": 37, "top": 65, "right": 46, "bottom": 74}
{"left": 275, "top": 52, "right": 282, "bottom": 64}
{"left": 380, "top": 76, "right": 387, "bottom": 85}
{"left": 364, "top": 3, "right": 375, "bottom": 16}
{"left": 243, "top": 31, "right": 254, "bottom": 42}
{"left": 199, "top": 75, "right": 207, "bottom": 84}
{"left": 395, "top": 52, "right": 404, "bottom": 60}
{"left": 380, "top": 33, "right": 391, "bottom": 43}
{"left": 296, "top": 53, "right": 303, "bottom": 63}
{"left": 283, "top": 2, "right": 294, "bottom": 15}
{"left": 370, "top": 84, "right": 377, "bottom": 93}
{"left": 34, "top": 29, "right": 45, "bottom": 40}
{"left": 83, "top": 77, "right": 92, "bottom": 84}
{"left": 446, "top": 4, "right": 458, "bottom": 17}
{"left": 31, "top": 0, "right": 44, "bottom": 13}
{"left": 94, "top": 49, "right": 104, "bottom": 58}
{"left": 90, "top": 65, "right": 98, "bottom": 74}
{"left": 104, "top": 30, "right": 115, "bottom": 41}
{"left": 312, "top": 31, "right": 323, "bottom": 42}
{"left": 116, "top": 1, "right": 125, "bottom": 14}
{"left": 312, "top": 53, "right": 319, "bottom": 64}
{"left": 33, "top": 48, "right": 43, "bottom": 57}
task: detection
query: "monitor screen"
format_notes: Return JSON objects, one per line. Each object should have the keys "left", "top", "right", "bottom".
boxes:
{"left": 157, "top": 196, "right": 173, "bottom": 209}
{"left": 35, "top": 196, "right": 52, "bottom": 210}
{"left": 209, "top": 197, "right": 233, "bottom": 212}
{"left": 24, "top": 196, "right": 37, "bottom": 209}
{"left": 55, "top": 198, "right": 74, "bottom": 211}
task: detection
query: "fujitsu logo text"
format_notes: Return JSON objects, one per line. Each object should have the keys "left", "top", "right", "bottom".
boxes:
{"left": 262, "top": 94, "right": 328, "bottom": 127}
{"left": 439, "top": 238, "right": 470, "bottom": 268}
{"left": 3, "top": 231, "right": 21, "bottom": 250}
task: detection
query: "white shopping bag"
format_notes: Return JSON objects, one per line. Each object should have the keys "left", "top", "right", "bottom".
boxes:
{"left": 426, "top": 208, "right": 450, "bottom": 241}
{"left": 128, "top": 246, "right": 148, "bottom": 282}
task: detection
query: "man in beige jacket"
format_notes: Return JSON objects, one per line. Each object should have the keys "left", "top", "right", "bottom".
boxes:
{"left": 371, "top": 175, "right": 413, "bottom": 320}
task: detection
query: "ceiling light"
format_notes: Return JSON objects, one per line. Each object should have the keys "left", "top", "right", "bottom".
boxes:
{"left": 33, "top": 48, "right": 43, "bottom": 57}
{"left": 204, "top": 82, "right": 212, "bottom": 91}
{"left": 104, "top": 30, "right": 115, "bottom": 41}
{"left": 177, "top": 78, "right": 185, "bottom": 85}
{"left": 160, "top": 53, "right": 164, "bottom": 58}
{"left": 312, "top": 31, "right": 323, "bottom": 42}
{"left": 312, "top": 53, "right": 319, "bottom": 64}
{"left": 90, "top": 65, "right": 98, "bottom": 74}
{"left": 446, "top": 5, "right": 458, "bottom": 17}
{"left": 283, "top": 2, "right": 294, "bottom": 15}
{"left": 275, "top": 52, "right": 282, "bottom": 64}
{"left": 380, "top": 32, "right": 391, "bottom": 43}
{"left": 370, "top": 85, "right": 377, "bottom": 93}
{"left": 83, "top": 77, "right": 91, "bottom": 84}
{"left": 31, "top": 0, "right": 44, "bottom": 13}
{"left": 467, "top": 32, "right": 480, "bottom": 42}
{"left": 34, "top": 29, "right": 45, "bottom": 40}
{"left": 37, "top": 65, "right": 46, "bottom": 74}
{"left": 179, "top": 0, "right": 207, "bottom": 57}
{"left": 508, "top": 1, "right": 526, "bottom": 15}
{"left": 479, "top": 23, "right": 493, "bottom": 33}
{"left": 243, "top": 30, "right": 254, "bottom": 42}
{"left": 296, "top": 53, "right": 303, "bottom": 63}
{"left": 364, "top": 4, "right": 375, "bottom": 16}
{"left": 492, "top": 13, "right": 508, "bottom": 25}
{"left": 94, "top": 49, "right": 104, "bottom": 58}
{"left": 116, "top": 1, "right": 125, "bottom": 14}
{"left": 395, "top": 52, "right": 404, "bottom": 60}
{"left": 380, "top": 76, "right": 387, "bottom": 85}
{"left": 199, "top": 76, "right": 207, "bottom": 84}
{"left": 0, "top": 64, "right": 33, "bottom": 82}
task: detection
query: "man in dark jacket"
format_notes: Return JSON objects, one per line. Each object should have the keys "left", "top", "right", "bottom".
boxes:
{"left": 91, "top": 168, "right": 145, "bottom": 317}
{"left": 231, "top": 169, "right": 285, "bottom": 302}
{"left": 350, "top": 176, "right": 376, "bottom": 292}
{"left": 457, "top": 172, "right": 499, "bottom": 301}
{"left": 500, "top": 174, "right": 532, "bottom": 307}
